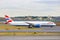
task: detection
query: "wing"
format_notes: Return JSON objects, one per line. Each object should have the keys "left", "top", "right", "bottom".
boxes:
{"left": 25, "top": 22, "right": 34, "bottom": 25}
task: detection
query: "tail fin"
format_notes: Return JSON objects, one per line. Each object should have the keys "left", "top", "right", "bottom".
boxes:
{"left": 5, "top": 15, "right": 13, "bottom": 23}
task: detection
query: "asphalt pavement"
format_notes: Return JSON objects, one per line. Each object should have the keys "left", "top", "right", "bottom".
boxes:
{"left": 0, "top": 36, "right": 60, "bottom": 40}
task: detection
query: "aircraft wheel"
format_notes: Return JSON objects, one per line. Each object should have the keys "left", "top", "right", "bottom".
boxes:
{"left": 28, "top": 24, "right": 33, "bottom": 28}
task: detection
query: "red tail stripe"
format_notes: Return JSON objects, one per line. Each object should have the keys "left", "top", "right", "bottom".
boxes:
{"left": 5, "top": 15, "right": 9, "bottom": 18}
{"left": 7, "top": 20, "right": 12, "bottom": 22}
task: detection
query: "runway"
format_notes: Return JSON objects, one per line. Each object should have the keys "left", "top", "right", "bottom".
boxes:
{"left": 0, "top": 36, "right": 60, "bottom": 40}
{"left": 0, "top": 26, "right": 60, "bottom": 32}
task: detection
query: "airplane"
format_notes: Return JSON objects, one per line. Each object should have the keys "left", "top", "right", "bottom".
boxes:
{"left": 4, "top": 15, "right": 56, "bottom": 28}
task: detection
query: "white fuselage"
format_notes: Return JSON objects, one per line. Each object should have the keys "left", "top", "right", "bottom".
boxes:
{"left": 8, "top": 21, "right": 56, "bottom": 26}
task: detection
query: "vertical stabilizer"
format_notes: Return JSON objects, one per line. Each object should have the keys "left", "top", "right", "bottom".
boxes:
{"left": 5, "top": 15, "right": 13, "bottom": 23}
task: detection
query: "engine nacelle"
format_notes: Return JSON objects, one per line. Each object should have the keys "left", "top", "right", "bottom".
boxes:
{"left": 34, "top": 24, "right": 41, "bottom": 28}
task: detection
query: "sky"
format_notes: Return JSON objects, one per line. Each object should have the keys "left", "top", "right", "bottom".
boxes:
{"left": 0, "top": 0, "right": 60, "bottom": 17}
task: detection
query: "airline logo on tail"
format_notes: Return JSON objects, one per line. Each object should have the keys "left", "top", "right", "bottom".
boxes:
{"left": 5, "top": 15, "right": 13, "bottom": 23}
